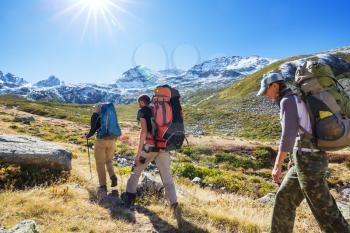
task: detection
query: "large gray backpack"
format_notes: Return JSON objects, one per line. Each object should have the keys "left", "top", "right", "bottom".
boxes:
{"left": 295, "top": 60, "right": 350, "bottom": 151}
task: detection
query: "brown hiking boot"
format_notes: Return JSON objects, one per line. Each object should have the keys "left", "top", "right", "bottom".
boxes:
{"left": 171, "top": 202, "right": 183, "bottom": 229}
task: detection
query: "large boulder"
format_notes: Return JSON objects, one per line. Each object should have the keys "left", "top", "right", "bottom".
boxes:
{"left": 0, "top": 135, "right": 72, "bottom": 170}
{"left": 14, "top": 116, "right": 35, "bottom": 124}
{"left": 0, "top": 220, "right": 40, "bottom": 233}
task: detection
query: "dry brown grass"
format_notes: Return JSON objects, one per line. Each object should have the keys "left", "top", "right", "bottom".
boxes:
{"left": 173, "top": 184, "right": 321, "bottom": 233}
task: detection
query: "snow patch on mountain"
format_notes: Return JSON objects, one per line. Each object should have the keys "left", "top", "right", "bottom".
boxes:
{"left": 226, "top": 56, "right": 273, "bottom": 74}
{"left": 115, "top": 65, "right": 160, "bottom": 90}
{"left": 34, "top": 75, "right": 62, "bottom": 87}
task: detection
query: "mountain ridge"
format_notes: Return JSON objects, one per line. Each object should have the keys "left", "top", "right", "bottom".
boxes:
{"left": 0, "top": 55, "right": 272, "bottom": 104}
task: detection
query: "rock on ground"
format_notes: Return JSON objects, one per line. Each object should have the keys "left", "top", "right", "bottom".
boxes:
{"left": 257, "top": 193, "right": 276, "bottom": 205}
{"left": 14, "top": 116, "right": 35, "bottom": 124}
{"left": 0, "top": 220, "right": 40, "bottom": 233}
{"left": 341, "top": 187, "right": 350, "bottom": 199}
{"left": 137, "top": 172, "right": 164, "bottom": 197}
{"left": 191, "top": 177, "right": 202, "bottom": 184}
{"left": 0, "top": 135, "right": 72, "bottom": 170}
{"left": 337, "top": 201, "right": 350, "bottom": 220}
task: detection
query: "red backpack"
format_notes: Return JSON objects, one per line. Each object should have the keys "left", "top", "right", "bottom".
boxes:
{"left": 145, "top": 85, "right": 185, "bottom": 151}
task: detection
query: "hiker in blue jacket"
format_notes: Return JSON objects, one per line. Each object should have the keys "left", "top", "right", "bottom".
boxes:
{"left": 85, "top": 104, "right": 118, "bottom": 195}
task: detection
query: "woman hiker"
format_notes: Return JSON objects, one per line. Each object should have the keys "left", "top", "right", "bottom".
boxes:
{"left": 85, "top": 104, "right": 118, "bottom": 196}
{"left": 122, "top": 95, "right": 181, "bottom": 216}
{"left": 257, "top": 72, "right": 350, "bottom": 233}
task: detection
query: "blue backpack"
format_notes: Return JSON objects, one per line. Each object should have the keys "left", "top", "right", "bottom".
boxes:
{"left": 97, "top": 103, "right": 122, "bottom": 139}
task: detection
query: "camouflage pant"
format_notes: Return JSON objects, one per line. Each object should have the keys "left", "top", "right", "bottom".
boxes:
{"left": 271, "top": 150, "right": 350, "bottom": 233}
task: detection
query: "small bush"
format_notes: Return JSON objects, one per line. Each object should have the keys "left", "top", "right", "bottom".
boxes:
{"left": 179, "top": 146, "right": 213, "bottom": 162}
{"left": 172, "top": 163, "right": 221, "bottom": 180}
{"left": 214, "top": 153, "right": 256, "bottom": 169}
{"left": 174, "top": 155, "right": 193, "bottom": 163}
{"left": 180, "top": 146, "right": 212, "bottom": 157}
{"left": 172, "top": 163, "right": 275, "bottom": 197}
{"left": 255, "top": 169, "right": 272, "bottom": 179}
{"left": 9, "top": 124, "right": 18, "bottom": 129}
{"left": 254, "top": 146, "right": 276, "bottom": 168}
{"left": 116, "top": 167, "right": 132, "bottom": 176}
{"left": 116, "top": 143, "right": 134, "bottom": 157}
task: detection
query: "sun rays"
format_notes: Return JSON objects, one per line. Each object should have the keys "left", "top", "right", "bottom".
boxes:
{"left": 55, "top": 0, "right": 135, "bottom": 40}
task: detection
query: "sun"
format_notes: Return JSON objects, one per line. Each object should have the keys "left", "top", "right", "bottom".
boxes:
{"left": 85, "top": 0, "right": 106, "bottom": 8}
{"left": 83, "top": 0, "right": 115, "bottom": 15}
{"left": 56, "top": 0, "right": 133, "bottom": 40}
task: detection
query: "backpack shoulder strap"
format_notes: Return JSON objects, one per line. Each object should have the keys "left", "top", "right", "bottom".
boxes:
{"left": 294, "top": 93, "right": 317, "bottom": 146}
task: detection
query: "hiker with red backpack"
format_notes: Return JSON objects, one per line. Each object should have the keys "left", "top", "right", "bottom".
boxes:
{"left": 85, "top": 103, "right": 122, "bottom": 196}
{"left": 257, "top": 62, "right": 350, "bottom": 233}
{"left": 122, "top": 86, "right": 185, "bottom": 216}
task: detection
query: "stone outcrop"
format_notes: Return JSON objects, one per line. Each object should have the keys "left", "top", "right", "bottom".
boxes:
{"left": 0, "top": 135, "right": 72, "bottom": 170}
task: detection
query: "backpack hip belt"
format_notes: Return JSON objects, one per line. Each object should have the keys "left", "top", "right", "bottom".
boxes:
{"left": 294, "top": 135, "right": 320, "bottom": 154}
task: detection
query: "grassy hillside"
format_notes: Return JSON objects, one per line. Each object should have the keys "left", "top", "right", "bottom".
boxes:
{"left": 181, "top": 55, "right": 310, "bottom": 140}
{"left": 184, "top": 97, "right": 281, "bottom": 140}
{"left": 0, "top": 94, "right": 138, "bottom": 124}
{"left": 219, "top": 55, "right": 309, "bottom": 99}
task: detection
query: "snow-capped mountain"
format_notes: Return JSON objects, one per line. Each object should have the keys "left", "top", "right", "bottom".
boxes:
{"left": 0, "top": 55, "right": 272, "bottom": 104}
{"left": 278, "top": 50, "right": 350, "bottom": 81}
{"left": 34, "top": 75, "right": 63, "bottom": 88}
{"left": 0, "top": 72, "right": 28, "bottom": 88}
{"left": 114, "top": 66, "right": 160, "bottom": 90}
{"left": 159, "top": 68, "right": 186, "bottom": 77}
{"left": 172, "top": 56, "right": 272, "bottom": 90}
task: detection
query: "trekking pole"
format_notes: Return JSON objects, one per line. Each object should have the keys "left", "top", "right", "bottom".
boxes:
{"left": 86, "top": 138, "right": 93, "bottom": 180}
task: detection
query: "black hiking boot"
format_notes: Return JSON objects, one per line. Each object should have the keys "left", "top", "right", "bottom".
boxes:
{"left": 110, "top": 175, "right": 118, "bottom": 187}
{"left": 121, "top": 192, "right": 136, "bottom": 208}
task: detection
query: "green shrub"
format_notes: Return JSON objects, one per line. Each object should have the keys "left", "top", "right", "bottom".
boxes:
{"left": 254, "top": 146, "right": 276, "bottom": 168}
{"left": 172, "top": 163, "right": 221, "bottom": 180}
{"left": 204, "top": 174, "right": 252, "bottom": 193}
{"left": 116, "top": 143, "right": 134, "bottom": 157}
{"left": 254, "top": 169, "right": 272, "bottom": 179}
{"left": 172, "top": 163, "right": 275, "bottom": 197}
{"left": 174, "top": 155, "right": 193, "bottom": 163}
{"left": 180, "top": 146, "right": 212, "bottom": 156}
{"left": 116, "top": 167, "right": 132, "bottom": 176}
{"left": 179, "top": 146, "right": 213, "bottom": 162}
{"left": 214, "top": 153, "right": 256, "bottom": 169}
{"left": 9, "top": 124, "right": 18, "bottom": 129}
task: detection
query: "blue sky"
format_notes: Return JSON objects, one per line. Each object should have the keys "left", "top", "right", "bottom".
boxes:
{"left": 0, "top": 0, "right": 349, "bottom": 84}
